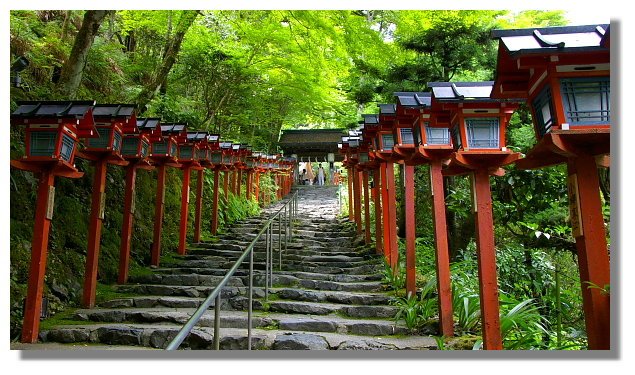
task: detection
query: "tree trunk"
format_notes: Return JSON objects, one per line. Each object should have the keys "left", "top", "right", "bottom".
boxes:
{"left": 58, "top": 10, "right": 111, "bottom": 97}
{"left": 136, "top": 10, "right": 199, "bottom": 112}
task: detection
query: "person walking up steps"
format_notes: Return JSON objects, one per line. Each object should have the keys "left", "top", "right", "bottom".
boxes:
{"left": 317, "top": 163, "right": 325, "bottom": 186}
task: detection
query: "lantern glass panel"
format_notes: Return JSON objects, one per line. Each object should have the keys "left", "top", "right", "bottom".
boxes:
{"left": 413, "top": 123, "right": 423, "bottom": 145}
{"left": 451, "top": 126, "right": 462, "bottom": 150}
{"left": 113, "top": 131, "right": 122, "bottom": 152}
{"left": 87, "top": 127, "right": 111, "bottom": 149}
{"left": 122, "top": 137, "right": 139, "bottom": 156}
{"left": 359, "top": 152, "right": 369, "bottom": 163}
{"left": 179, "top": 145, "right": 193, "bottom": 159}
{"left": 153, "top": 141, "right": 167, "bottom": 154}
{"left": 399, "top": 128, "right": 414, "bottom": 145}
{"left": 29, "top": 131, "right": 57, "bottom": 157}
{"left": 560, "top": 77, "right": 610, "bottom": 125}
{"left": 170, "top": 143, "right": 177, "bottom": 156}
{"left": 425, "top": 127, "right": 451, "bottom": 145}
{"left": 141, "top": 140, "right": 149, "bottom": 157}
{"left": 211, "top": 152, "right": 222, "bottom": 164}
{"left": 381, "top": 133, "right": 394, "bottom": 150}
{"left": 465, "top": 118, "right": 499, "bottom": 149}
{"left": 59, "top": 133, "right": 75, "bottom": 162}
{"left": 532, "top": 85, "right": 555, "bottom": 137}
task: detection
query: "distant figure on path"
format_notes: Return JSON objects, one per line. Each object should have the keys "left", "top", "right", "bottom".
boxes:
{"left": 317, "top": 164, "right": 325, "bottom": 186}
{"left": 301, "top": 169, "right": 308, "bottom": 185}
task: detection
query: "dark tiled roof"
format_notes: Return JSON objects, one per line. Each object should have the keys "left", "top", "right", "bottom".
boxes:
{"left": 491, "top": 24, "right": 609, "bottom": 54}
{"left": 187, "top": 131, "right": 208, "bottom": 141}
{"left": 12, "top": 100, "right": 95, "bottom": 119}
{"left": 137, "top": 118, "right": 161, "bottom": 131}
{"left": 160, "top": 123, "right": 187, "bottom": 134}
{"left": 92, "top": 104, "right": 136, "bottom": 118}
{"left": 362, "top": 114, "right": 379, "bottom": 125}
{"left": 428, "top": 81, "right": 494, "bottom": 100}
{"left": 378, "top": 104, "right": 396, "bottom": 115}
{"left": 394, "top": 92, "right": 431, "bottom": 107}
{"left": 279, "top": 129, "right": 347, "bottom": 145}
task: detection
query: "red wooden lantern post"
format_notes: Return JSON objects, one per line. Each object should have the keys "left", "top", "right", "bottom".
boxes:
{"left": 118, "top": 118, "right": 161, "bottom": 284}
{"left": 393, "top": 91, "right": 456, "bottom": 336}
{"left": 374, "top": 104, "right": 400, "bottom": 271}
{"left": 78, "top": 104, "right": 137, "bottom": 308}
{"left": 11, "top": 101, "right": 98, "bottom": 342}
{"left": 356, "top": 146, "right": 373, "bottom": 245}
{"left": 209, "top": 139, "right": 227, "bottom": 236}
{"left": 149, "top": 123, "right": 186, "bottom": 266}
{"left": 429, "top": 81, "right": 521, "bottom": 350}
{"left": 177, "top": 131, "right": 206, "bottom": 255}
{"left": 192, "top": 133, "right": 219, "bottom": 242}
{"left": 361, "top": 114, "right": 383, "bottom": 255}
{"left": 492, "top": 24, "right": 611, "bottom": 349}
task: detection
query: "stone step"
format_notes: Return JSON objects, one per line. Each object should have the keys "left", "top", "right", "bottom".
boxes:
{"left": 272, "top": 288, "right": 395, "bottom": 306}
{"left": 128, "top": 274, "right": 245, "bottom": 287}
{"left": 171, "top": 259, "right": 381, "bottom": 275}
{"left": 151, "top": 267, "right": 382, "bottom": 283}
{"left": 40, "top": 324, "right": 437, "bottom": 350}
{"left": 100, "top": 296, "right": 397, "bottom": 319}
{"left": 60, "top": 309, "right": 410, "bottom": 337}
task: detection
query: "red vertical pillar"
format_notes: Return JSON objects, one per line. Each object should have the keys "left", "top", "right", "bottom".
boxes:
{"left": 430, "top": 160, "right": 454, "bottom": 337}
{"left": 380, "top": 163, "right": 391, "bottom": 262}
{"left": 404, "top": 164, "right": 416, "bottom": 296}
{"left": 223, "top": 170, "right": 230, "bottom": 199}
{"left": 362, "top": 171, "right": 371, "bottom": 245}
{"left": 118, "top": 164, "right": 137, "bottom": 284}
{"left": 568, "top": 155, "right": 610, "bottom": 350}
{"left": 178, "top": 166, "right": 191, "bottom": 255}
{"left": 246, "top": 171, "right": 252, "bottom": 200}
{"left": 472, "top": 169, "right": 502, "bottom": 350}
{"left": 193, "top": 169, "right": 204, "bottom": 243}
{"left": 385, "top": 162, "right": 398, "bottom": 270}
{"left": 82, "top": 158, "right": 108, "bottom": 308}
{"left": 232, "top": 170, "right": 238, "bottom": 195}
{"left": 21, "top": 171, "right": 55, "bottom": 343}
{"left": 373, "top": 168, "right": 383, "bottom": 255}
{"left": 237, "top": 169, "right": 242, "bottom": 198}
{"left": 211, "top": 169, "right": 220, "bottom": 235}
{"left": 347, "top": 167, "right": 354, "bottom": 221}
{"left": 255, "top": 172, "right": 261, "bottom": 206}
{"left": 151, "top": 164, "right": 167, "bottom": 267}
{"left": 352, "top": 167, "right": 362, "bottom": 235}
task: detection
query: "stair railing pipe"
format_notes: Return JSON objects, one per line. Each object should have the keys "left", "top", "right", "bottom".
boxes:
{"left": 165, "top": 191, "right": 298, "bottom": 351}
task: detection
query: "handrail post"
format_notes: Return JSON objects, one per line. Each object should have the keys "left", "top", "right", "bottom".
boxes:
{"left": 278, "top": 212, "right": 282, "bottom": 271}
{"left": 214, "top": 293, "right": 221, "bottom": 350}
{"left": 269, "top": 223, "right": 273, "bottom": 289}
{"left": 265, "top": 224, "right": 269, "bottom": 301}
{"left": 248, "top": 248, "right": 253, "bottom": 350}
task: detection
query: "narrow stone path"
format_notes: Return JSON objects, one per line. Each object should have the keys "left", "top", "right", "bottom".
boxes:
{"left": 38, "top": 186, "right": 436, "bottom": 350}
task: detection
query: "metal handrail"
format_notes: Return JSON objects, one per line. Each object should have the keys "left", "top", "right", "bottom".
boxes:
{"left": 166, "top": 190, "right": 299, "bottom": 350}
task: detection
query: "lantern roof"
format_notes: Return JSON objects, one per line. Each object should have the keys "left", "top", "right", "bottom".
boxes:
{"left": 378, "top": 104, "right": 396, "bottom": 115}
{"left": 187, "top": 131, "right": 208, "bottom": 142}
{"left": 491, "top": 24, "right": 609, "bottom": 56}
{"left": 160, "top": 123, "right": 187, "bottom": 134}
{"left": 393, "top": 92, "right": 431, "bottom": 108}
{"left": 93, "top": 104, "right": 137, "bottom": 133}
{"left": 220, "top": 142, "right": 233, "bottom": 149}
{"left": 137, "top": 117, "right": 161, "bottom": 131}
{"left": 12, "top": 100, "right": 95, "bottom": 119}
{"left": 428, "top": 81, "right": 494, "bottom": 101}
{"left": 361, "top": 114, "right": 379, "bottom": 125}
{"left": 92, "top": 104, "right": 136, "bottom": 118}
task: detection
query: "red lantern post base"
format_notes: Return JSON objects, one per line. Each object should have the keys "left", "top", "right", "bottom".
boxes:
{"left": 21, "top": 171, "right": 56, "bottom": 343}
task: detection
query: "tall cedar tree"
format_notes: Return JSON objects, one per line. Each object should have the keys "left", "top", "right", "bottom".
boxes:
{"left": 58, "top": 10, "right": 112, "bottom": 97}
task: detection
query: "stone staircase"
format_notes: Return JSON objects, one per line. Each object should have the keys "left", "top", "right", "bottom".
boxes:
{"left": 38, "top": 186, "right": 437, "bottom": 350}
